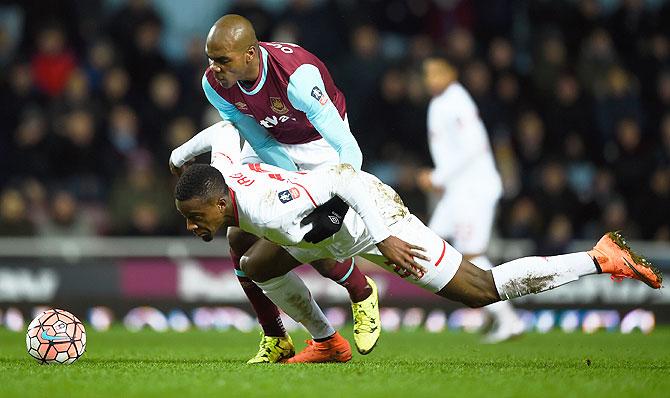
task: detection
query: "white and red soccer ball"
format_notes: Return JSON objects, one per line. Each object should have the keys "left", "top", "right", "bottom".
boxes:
{"left": 26, "top": 309, "right": 86, "bottom": 364}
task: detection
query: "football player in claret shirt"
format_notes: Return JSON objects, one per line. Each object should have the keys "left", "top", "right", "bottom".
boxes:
{"left": 170, "top": 15, "right": 378, "bottom": 363}
{"left": 172, "top": 126, "right": 662, "bottom": 362}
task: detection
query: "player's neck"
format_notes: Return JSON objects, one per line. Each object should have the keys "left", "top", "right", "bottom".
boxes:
{"left": 240, "top": 54, "right": 261, "bottom": 87}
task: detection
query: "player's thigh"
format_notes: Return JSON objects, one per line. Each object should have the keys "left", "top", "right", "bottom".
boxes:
{"left": 362, "top": 215, "right": 462, "bottom": 292}
{"left": 240, "top": 239, "right": 301, "bottom": 282}
{"left": 227, "top": 227, "right": 260, "bottom": 254}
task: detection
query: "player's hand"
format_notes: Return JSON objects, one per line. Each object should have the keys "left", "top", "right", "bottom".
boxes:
{"left": 169, "top": 159, "right": 194, "bottom": 177}
{"left": 300, "top": 196, "right": 349, "bottom": 243}
{"left": 417, "top": 168, "right": 434, "bottom": 192}
{"left": 376, "top": 235, "right": 429, "bottom": 279}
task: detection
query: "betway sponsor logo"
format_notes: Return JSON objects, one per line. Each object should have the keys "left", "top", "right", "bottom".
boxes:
{"left": 0, "top": 268, "right": 58, "bottom": 301}
{"left": 258, "top": 115, "right": 295, "bottom": 129}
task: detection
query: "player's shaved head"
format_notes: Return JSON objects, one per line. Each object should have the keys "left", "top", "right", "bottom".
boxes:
{"left": 205, "top": 14, "right": 261, "bottom": 88}
{"left": 207, "top": 14, "right": 258, "bottom": 52}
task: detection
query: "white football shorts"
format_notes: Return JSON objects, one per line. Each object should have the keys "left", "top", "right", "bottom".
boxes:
{"left": 286, "top": 214, "right": 463, "bottom": 293}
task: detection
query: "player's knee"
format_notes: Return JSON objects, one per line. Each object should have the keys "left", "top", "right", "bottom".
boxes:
{"left": 239, "top": 255, "right": 261, "bottom": 282}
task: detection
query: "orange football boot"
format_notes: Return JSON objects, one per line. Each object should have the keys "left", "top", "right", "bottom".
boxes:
{"left": 284, "top": 332, "right": 352, "bottom": 364}
{"left": 588, "top": 231, "right": 663, "bottom": 289}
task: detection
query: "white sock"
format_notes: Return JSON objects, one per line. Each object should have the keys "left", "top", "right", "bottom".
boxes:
{"left": 471, "top": 255, "right": 520, "bottom": 323}
{"left": 491, "top": 252, "right": 597, "bottom": 300}
{"left": 256, "top": 272, "right": 335, "bottom": 339}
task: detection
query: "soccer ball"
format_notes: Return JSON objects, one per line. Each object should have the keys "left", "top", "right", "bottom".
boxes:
{"left": 26, "top": 309, "right": 86, "bottom": 364}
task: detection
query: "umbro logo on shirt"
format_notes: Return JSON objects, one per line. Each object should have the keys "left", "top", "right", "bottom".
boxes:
{"left": 311, "top": 86, "right": 328, "bottom": 105}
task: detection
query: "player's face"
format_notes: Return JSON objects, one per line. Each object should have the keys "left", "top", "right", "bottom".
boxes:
{"left": 206, "top": 44, "right": 255, "bottom": 89}
{"left": 176, "top": 196, "right": 231, "bottom": 242}
{"left": 423, "top": 60, "right": 452, "bottom": 97}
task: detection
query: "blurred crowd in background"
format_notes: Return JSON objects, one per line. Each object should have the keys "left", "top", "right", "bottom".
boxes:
{"left": 0, "top": 0, "right": 669, "bottom": 253}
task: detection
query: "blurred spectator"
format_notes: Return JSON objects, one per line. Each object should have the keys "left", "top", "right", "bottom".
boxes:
{"left": 37, "top": 190, "right": 95, "bottom": 237}
{"left": 500, "top": 196, "right": 542, "bottom": 239}
{"left": 0, "top": 189, "right": 35, "bottom": 236}
{"left": 537, "top": 214, "right": 574, "bottom": 255}
{"left": 445, "top": 27, "right": 476, "bottom": 69}
{"left": 140, "top": 72, "right": 183, "bottom": 144}
{"left": 531, "top": 33, "right": 567, "bottom": 99}
{"left": 594, "top": 66, "right": 642, "bottom": 144}
{"left": 108, "top": 154, "right": 177, "bottom": 236}
{"left": 543, "top": 73, "right": 595, "bottom": 149}
{"left": 531, "top": 161, "right": 583, "bottom": 233}
{"left": 101, "top": 66, "right": 132, "bottom": 107}
{"left": 30, "top": 24, "right": 77, "bottom": 97}
{"left": 513, "top": 111, "right": 547, "bottom": 186}
{"left": 637, "top": 168, "right": 670, "bottom": 240}
{"left": 577, "top": 28, "right": 619, "bottom": 97}
{"left": 8, "top": 109, "right": 52, "bottom": 181}
{"left": 461, "top": 60, "right": 496, "bottom": 129}
{"left": 650, "top": 71, "right": 670, "bottom": 132}
{"left": 335, "top": 24, "right": 385, "bottom": 130}
{"left": 606, "top": 118, "right": 653, "bottom": 207}
{"left": 84, "top": 39, "right": 116, "bottom": 92}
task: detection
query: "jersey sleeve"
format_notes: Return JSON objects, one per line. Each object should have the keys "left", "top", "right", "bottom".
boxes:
{"left": 299, "top": 164, "right": 391, "bottom": 243}
{"left": 202, "top": 74, "right": 298, "bottom": 171}
{"left": 286, "top": 64, "right": 363, "bottom": 170}
{"left": 169, "top": 121, "right": 237, "bottom": 167}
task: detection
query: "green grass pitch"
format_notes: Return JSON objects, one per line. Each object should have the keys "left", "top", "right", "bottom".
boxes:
{"left": 1, "top": 326, "right": 669, "bottom": 397}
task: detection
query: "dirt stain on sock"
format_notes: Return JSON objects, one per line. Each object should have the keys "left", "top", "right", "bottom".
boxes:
{"left": 502, "top": 273, "right": 558, "bottom": 297}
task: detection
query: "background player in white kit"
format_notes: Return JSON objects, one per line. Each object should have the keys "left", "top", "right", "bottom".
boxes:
{"left": 417, "top": 56, "right": 524, "bottom": 343}
{"left": 171, "top": 127, "right": 662, "bottom": 352}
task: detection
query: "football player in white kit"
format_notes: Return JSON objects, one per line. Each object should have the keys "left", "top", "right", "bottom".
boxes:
{"left": 171, "top": 123, "right": 662, "bottom": 357}
{"left": 417, "top": 56, "right": 523, "bottom": 342}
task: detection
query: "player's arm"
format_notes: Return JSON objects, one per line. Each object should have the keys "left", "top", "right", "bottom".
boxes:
{"left": 202, "top": 74, "right": 298, "bottom": 171}
{"left": 304, "top": 164, "right": 428, "bottom": 277}
{"left": 286, "top": 64, "right": 363, "bottom": 170}
{"left": 169, "top": 121, "right": 238, "bottom": 171}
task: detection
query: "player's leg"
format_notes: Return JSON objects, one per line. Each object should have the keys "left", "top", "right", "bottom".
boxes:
{"left": 286, "top": 138, "right": 381, "bottom": 352}
{"left": 364, "top": 216, "right": 662, "bottom": 307}
{"left": 242, "top": 239, "right": 351, "bottom": 363}
{"left": 310, "top": 258, "right": 380, "bottom": 355}
{"left": 437, "top": 231, "right": 663, "bottom": 305}
{"left": 227, "top": 227, "right": 293, "bottom": 363}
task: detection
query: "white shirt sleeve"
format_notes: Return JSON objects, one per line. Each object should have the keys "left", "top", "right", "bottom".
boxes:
{"left": 297, "top": 164, "right": 391, "bottom": 243}
{"left": 169, "top": 121, "right": 241, "bottom": 172}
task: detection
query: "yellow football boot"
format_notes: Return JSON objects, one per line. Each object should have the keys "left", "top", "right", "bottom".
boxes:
{"left": 351, "top": 276, "right": 381, "bottom": 354}
{"left": 246, "top": 333, "right": 295, "bottom": 364}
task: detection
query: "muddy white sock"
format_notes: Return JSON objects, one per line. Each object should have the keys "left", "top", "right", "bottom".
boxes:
{"left": 471, "top": 255, "right": 521, "bottom": 323}
{"left": 491, "top": 252, "right": 597, "bottom": 300}
{"left": 256, "top": 272, "right": 335, "bottom": 339}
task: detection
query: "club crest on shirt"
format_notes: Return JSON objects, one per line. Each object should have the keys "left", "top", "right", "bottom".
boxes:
{"left": 234, "top": 102, "right": 248, "bottom": 110}
{"left": 310, "top": 86, "right": 328, "bottom": 105}
{"left": 270, "top": 97, "right": 289, "bottom": 114}
{"left": 278, "top": 188, "right": 300, "bottom": 203}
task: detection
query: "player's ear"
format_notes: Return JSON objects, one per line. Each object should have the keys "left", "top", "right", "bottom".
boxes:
{"left": 245, "top": 45, "right": 255, "bottom": 63}
{"left": 217, "top": 197, "right": 227, "bottom": 213}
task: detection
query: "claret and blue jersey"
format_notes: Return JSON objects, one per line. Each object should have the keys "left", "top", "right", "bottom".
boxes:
{"left": 202, "top": 41, "right": 362, "bottom": 171}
